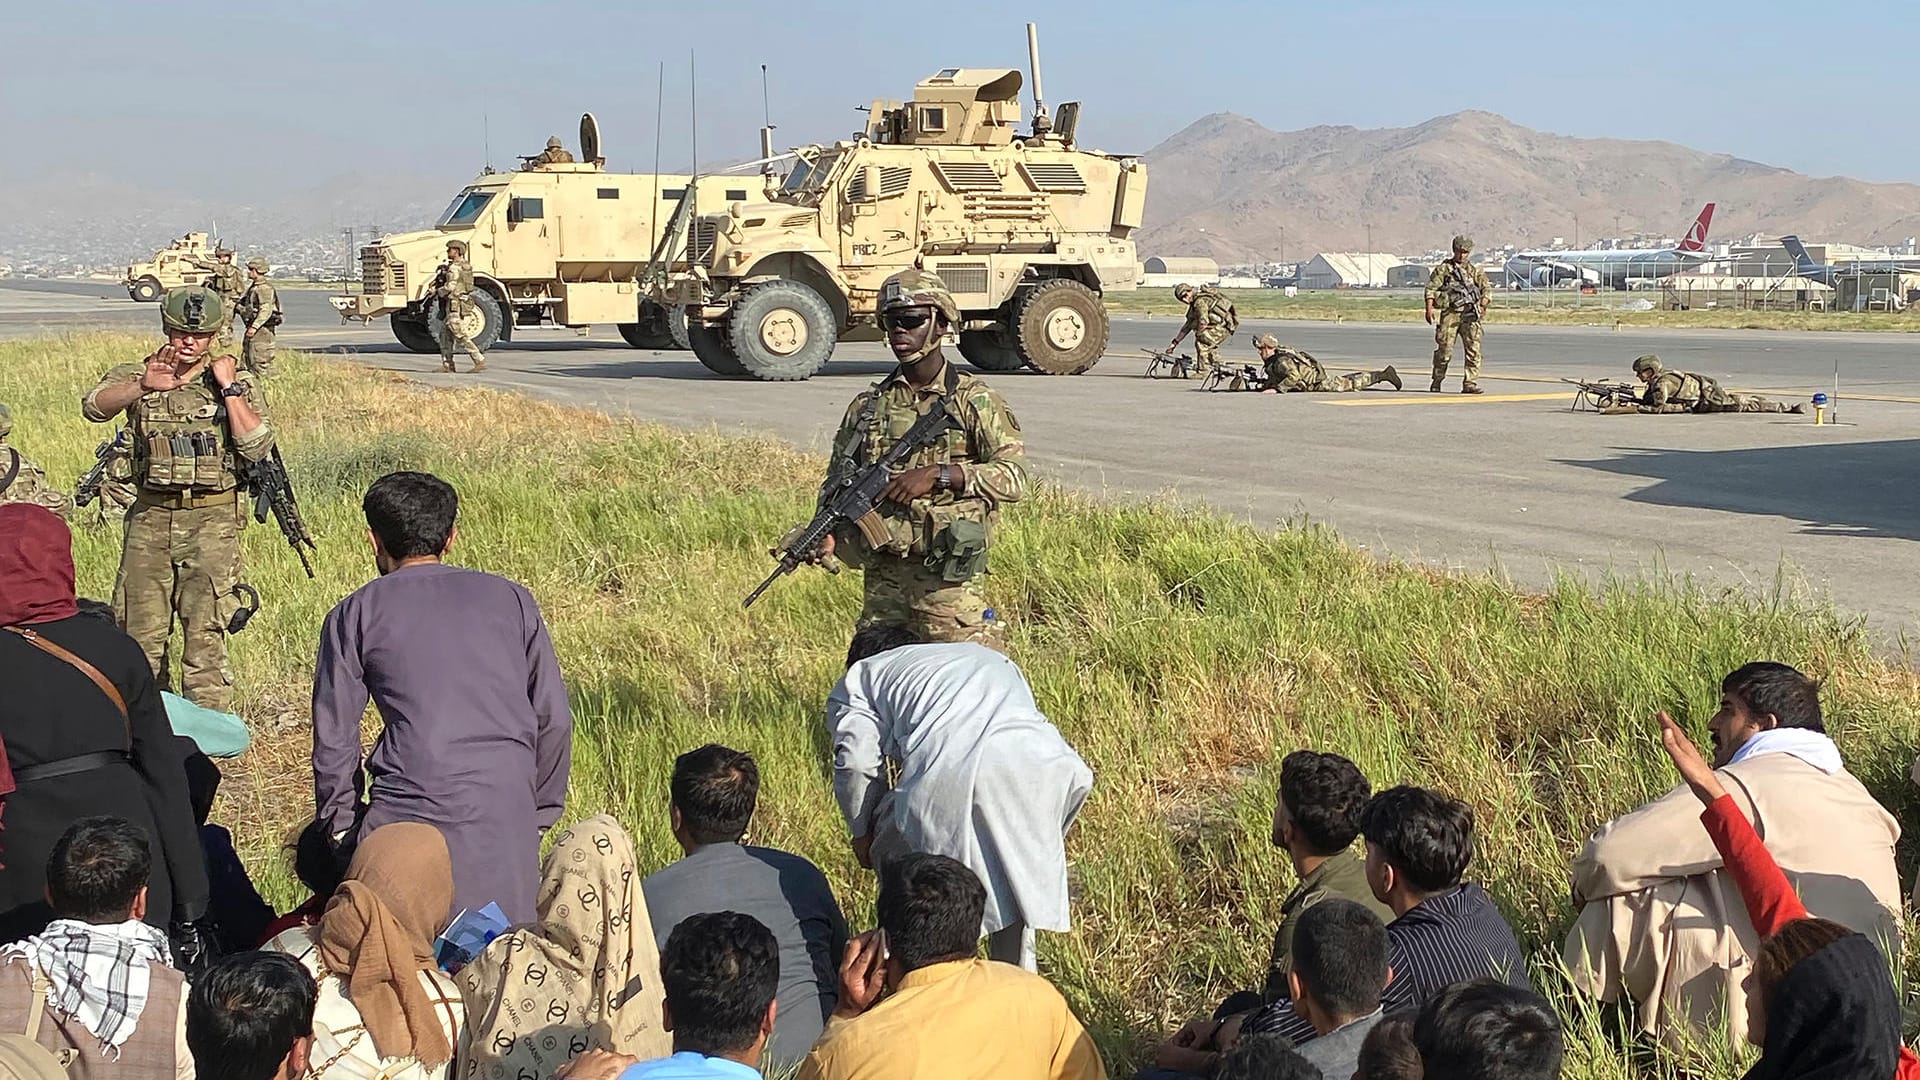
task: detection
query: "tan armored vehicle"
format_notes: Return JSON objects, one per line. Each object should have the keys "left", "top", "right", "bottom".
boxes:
{"left": 125, "top": 232, "right": 218, "bottom": 302}
{"left": 332, "top": 114, "right": 763, "bottom": 353}
{"left": 649, "top": 25, "right": 1148, "bottom": 380}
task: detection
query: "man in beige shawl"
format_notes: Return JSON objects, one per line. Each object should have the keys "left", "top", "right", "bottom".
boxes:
{"left": 1563, "top": 662, "right": 1901, "bottom": 1050}
{"left": 457, "top": 816, "right": 671, "bottom": 1078}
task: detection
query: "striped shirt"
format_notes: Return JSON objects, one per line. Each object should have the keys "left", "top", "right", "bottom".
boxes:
{"left": 1244, "top": 883, "right": 1528, "bottom": 1043}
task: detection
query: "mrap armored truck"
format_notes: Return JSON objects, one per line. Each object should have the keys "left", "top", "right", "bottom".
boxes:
{"left": 648, "top": 26, "right": 1148, "bottom": 380}
{"left": 332, "top": 114, "right": 762, "bottom": 353}
{"left": 125, "top": 233, "right": 219, "bottom": 302}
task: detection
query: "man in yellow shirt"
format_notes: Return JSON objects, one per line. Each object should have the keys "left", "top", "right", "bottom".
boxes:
{"left": 798, "top": 853, "right": 1106, "bottom": 1080}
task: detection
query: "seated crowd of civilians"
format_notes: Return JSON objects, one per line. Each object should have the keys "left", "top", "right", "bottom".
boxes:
{"left": 0, "top": 475, "right": 1909, "bottom": 1080}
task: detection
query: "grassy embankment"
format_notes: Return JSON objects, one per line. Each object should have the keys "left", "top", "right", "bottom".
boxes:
{"left": 1107, "top": 288, "right": 1920, "bottom": 332}
{"left": 5, "top": 334, "right": 1919, "bottom": 1076}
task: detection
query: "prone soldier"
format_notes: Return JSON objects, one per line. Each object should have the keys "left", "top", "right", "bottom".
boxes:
{"left": 434, "top": 239, "right": 487, "bottom": 373}
{"left": 1253, "top": 334, "right": 1401, "bottom": 394}
{"left": 1425, "top": 235, "right": 1489, "bottom": 394}
{"left": 1169, "top": 283, "right": 1238, "bottom": 376}
{"left": 186, "top": 247, "right": 245, "bottom": 348}
{"left": 1606, "top": 354, "right": 1806, "bottom": 415}
{"left": 0, "top": 402, "right": 73, "bottom": 517}
{"left": 81, "top": 285, "right": 275, "bottom": 711}
{"left": 803, "top": 269, "right": 1027, "bottom": 644}
{"left": 238, "top": 256, "right": 282, "bottom": 377}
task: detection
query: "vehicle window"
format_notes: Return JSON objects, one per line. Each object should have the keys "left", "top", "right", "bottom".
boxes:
{"left": 782, "top": 151, "right": 840, "bottom": 195}
{"left": 662, "top": 188, "right": 687, "bottom": 200}
{"left": 438, "top": 191, "right": 494, "bottom": 226}
{"left": 920, "top": 106, "right": 946, "bottom": 133}
{"left": 516, "top": 197, "right": 545, "bottom": 219}
{"left": 598, "top": 188, "right": 619, "bottom": 199}
{"left": 726, "top": 189, "right": 748, "bottom": 201}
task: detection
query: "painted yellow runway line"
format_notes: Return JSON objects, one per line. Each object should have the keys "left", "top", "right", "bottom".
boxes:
{"left": 1320, "top": 392, "right": 1575, "bottom": 407}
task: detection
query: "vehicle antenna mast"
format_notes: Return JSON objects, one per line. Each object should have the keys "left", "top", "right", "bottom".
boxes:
{"left": 1026, "top": 23, "right": 1051, "bottom": 137}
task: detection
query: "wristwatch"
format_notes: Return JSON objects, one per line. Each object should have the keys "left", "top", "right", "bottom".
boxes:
{"left": 217, "top": 383, "right": 246, "bottom": 399}
{"left": 936, "top": 464, "right": 953, "bottom": 492}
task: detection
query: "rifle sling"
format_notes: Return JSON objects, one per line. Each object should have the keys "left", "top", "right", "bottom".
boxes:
{"left": 0, "top": 448, "right": 18, "bottom": 493}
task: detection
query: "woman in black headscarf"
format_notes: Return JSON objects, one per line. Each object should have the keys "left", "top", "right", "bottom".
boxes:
{"left": 0, "top": 503, "right": 210, "bottom": 958}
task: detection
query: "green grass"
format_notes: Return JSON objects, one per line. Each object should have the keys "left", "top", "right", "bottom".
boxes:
{"left": 6, "top": 334, "right": 1919, "bottom": 1076}
{"left": 1107, "top": 288, "right": 1920, "bottom": 332}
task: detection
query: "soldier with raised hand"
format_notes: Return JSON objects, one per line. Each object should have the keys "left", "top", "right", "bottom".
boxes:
{"left": 1425, "top": 235, "right": 1490, "bottom": 394}
{"left": 1253, "top": 334, "right": 1401, "bottom": 394}
{"left": 239, "top": 256, "right": 282, "bottom": 377}
{"left": 81, "top": 285, "right": 275, "bottom": 712}
{"left": 804, "top": 269, "right": 1027, "bottom": 644}
{"left": 1605, "top": 354, "right": 1806, "bottom": 415}
{"left": 187, "top": 247, "right": 245, "bottom": 348}
{"left": 1170, "top": 282, "right": 1238, "bottom": 376}
{"left": 0, "top": 402, "right": 73, "bottom": 517}
{"left": 435, "top": 239, "right": 487, "bottom": 373}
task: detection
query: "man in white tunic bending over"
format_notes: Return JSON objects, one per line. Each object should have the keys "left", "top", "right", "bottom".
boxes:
{"left": 826, "top": 625, "right": 1094, "bottom": 972}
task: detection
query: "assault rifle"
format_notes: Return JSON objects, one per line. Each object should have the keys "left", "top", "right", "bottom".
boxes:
{"left": 1563, "top": 378, "right": 1643, "bottom": 412}
{"left": 1204, "top": 364, "right": 1266, "bottom": 392}
{"left": 745, "top": 398, "right": 955, "bottom": 608}
{"left": 426, "top": 263, "right": 451, "bottom": 325}
{"left": 1142, "top": 348, "right": 1195, "bottom": 379}
{"left": 74, "top": 429, "right": 129, "bottom": 507}
{"left": 238, "top": 447, "right": 317, "bottom": 578}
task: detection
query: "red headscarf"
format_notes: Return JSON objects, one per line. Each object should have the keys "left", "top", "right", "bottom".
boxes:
{"left": 0, "top": 504, "right": 80, "bottom": 626}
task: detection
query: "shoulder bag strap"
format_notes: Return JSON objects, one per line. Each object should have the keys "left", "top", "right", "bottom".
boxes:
{"left": 2, "top": 626, "right": 129, "bottom": 725}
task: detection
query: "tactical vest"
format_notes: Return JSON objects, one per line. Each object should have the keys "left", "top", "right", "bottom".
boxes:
{"left": 845, "top": 367, "right": 996, "bottom": 580}
{"left": 239, "top": 283, "right": 282, "bottom": 327}
{"left": 1198, "top": 289, "right": 1238, "bottom": 333}
{"left": 1444, "top": 262, "right": 1483, "bottom": 316}
{"left": 128, "top": 367, "right": 241, "bottom": 494}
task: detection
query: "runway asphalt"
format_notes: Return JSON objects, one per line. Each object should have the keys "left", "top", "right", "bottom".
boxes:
{"left": 6, "top": 277, "right": 1916, "bottom": 638}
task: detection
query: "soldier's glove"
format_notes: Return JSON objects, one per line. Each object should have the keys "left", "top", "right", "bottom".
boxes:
{"left": 170, "top": 917, "right": 220, "bottom": 980}
{"left": 773, "top": 526, "right": 842, "bottom": 574}
{"left": 1599, "top": 404, "right": 1640, "bottom": 416}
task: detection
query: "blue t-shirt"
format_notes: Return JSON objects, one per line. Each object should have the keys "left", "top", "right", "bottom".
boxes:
{"left": 619, "top": 1051, "right": 762, "bottom": 1080}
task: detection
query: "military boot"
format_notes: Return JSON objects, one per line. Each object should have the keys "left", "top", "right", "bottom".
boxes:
{"left": 1430, "top": 376, "right": 1446, "bottom": 392}
{"left": 439, "top": 357, "right": 456, "bottom": 373}
{"left": 1461, "top": 381, "right": 1484, "bottom": 395}
{"left": 1374, "top": 366, "right": 1403, "bottom": 390}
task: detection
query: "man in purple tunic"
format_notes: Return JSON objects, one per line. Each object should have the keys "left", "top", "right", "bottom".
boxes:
{"left": 310, "top": 471, "right": 572, "bottom": 923}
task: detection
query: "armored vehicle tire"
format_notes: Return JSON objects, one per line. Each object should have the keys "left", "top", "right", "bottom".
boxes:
{"left": 618, "top": 300, "right": 677, "bottom": 350}
{"left": 727, "top": 280, "right": 838, "bottom": 381}
{"left": 389, "top": 314, "right": 441, "bottom": 354}
{"left": 957, "top": 329, "right": 1026, "bottom": 372}
{"left": 130, "top": 277, "right": 162, "bottom": 303}
{"left": 1014, "top": 279, "right": 1107, "bottom": 375}
{"left": 427, "top": 288, "right": 504, "bottom": 353}
{"left": 668, "top": 306, "right": 692, "bottom": 350}
{"left": 687, "top": 322, "right": 749, "bottom": 377}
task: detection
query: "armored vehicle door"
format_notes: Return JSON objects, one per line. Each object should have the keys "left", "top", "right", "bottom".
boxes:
{"left": 839, "top": 151, "right": 922, "bottom": 280}
{"left": 493, "top": 177, "right": 559, "bottom": 281}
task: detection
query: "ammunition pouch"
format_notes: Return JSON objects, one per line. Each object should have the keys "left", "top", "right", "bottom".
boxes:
{"left": 925, "top": 504, "right": 991, "bottom": 583}
{"left": 139, "top": 414, "right": 234, "bottom": 493}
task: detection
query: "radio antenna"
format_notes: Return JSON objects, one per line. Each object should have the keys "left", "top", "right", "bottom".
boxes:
{"left": 651, "top": 61, "right": 664, "bottom": 222}
{"left": 761, "top": 64, "right": 772, "bottom": 128}
{"left": 689, "top": 50, "right": 699, "bottom": 174}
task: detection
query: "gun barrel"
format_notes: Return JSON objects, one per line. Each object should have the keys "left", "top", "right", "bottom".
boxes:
{"left": 742, "top": 564, "right": 788, "bottom": 609}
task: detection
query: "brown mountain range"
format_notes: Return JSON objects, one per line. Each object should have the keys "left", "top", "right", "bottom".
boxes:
{"left": 1137, "top": 110, "right": 1920, "bottom": 264}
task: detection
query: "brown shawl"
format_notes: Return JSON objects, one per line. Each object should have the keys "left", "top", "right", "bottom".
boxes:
{"left": 456, "top": 815, "right": 668, "bottom": 1078}
{"left": 317, "top": 822, "right": 455, "bottom": 1067}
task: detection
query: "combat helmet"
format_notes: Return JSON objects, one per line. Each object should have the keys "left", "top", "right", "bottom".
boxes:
{"left": 546, "top": 135, "right": 564, "bottom": 150}
{"left": 877, "top": 269, "right": 958, "bottom": 362}
{"left": 445, "top": 239, "right": 468, "bottom": 256}
{"left": 1253, "top": 333, "right": 1281, "bottom": 350}
{"left": 1452, "top": 235, "right": 1474, "bottom": 253}
{"left": 1632, "top": 354, "right": 1664, "bottom": 377}
{"left": 215, "top": 247, "right": 234, "bottom": 259}
{"left": 246, "top": 257, "right": 268, "bottom": 274}
{"left": 1172, "top": 282, "right": 1196, "bottom": 301}
{"left": 161, "top": 285, "right": 227, "bottom": 334}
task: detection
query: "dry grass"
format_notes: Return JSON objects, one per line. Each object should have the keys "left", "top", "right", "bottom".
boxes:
{"left": 5, "top": 333, "right": 1919, "bottom": 1075}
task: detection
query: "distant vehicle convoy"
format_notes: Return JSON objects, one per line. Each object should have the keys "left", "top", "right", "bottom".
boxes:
{"left": 125, "top": 232, "right": 218, "bottom": 302}
{"left": 331, "top": 113, "right": 760, "bottom": 354}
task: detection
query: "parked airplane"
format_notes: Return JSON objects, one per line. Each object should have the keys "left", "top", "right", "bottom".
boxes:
{"left": 1504, "top": 203, "right": 1715, "bottom": 289}
{"left": 1779, "top": 235, "right": 1920, "bottom": 286}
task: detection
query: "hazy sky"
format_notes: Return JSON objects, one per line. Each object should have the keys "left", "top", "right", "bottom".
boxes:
{"left": 6, "top": 0, "right": 1914, "bottom": 200}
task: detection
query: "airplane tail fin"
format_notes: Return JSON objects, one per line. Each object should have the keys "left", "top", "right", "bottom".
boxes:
{"left": 1678, "top": 203, "right": 1714, "bottom": 251}
{"left": 1780, "top": 234, "right": 1821, "bottom": 274}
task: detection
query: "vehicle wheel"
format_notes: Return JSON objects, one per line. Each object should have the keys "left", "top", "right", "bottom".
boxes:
{"left": 957, "top": 328, "right": 1025, "bottom": 372}
{"left": 427, "top": 288, "right": 504, "bottom": 353}
{"left": 726, "top": 280, "right": 838, "bottom": 381}
{"left": 130, "top": 277, "right": 162, "bottom": 303}
{"left": 617, "top": 300, "right": 677, "bottom": 350}
{"left": 687, "top": 321, "right": 749, "bottom": 376}
{"left": 1014, "top": 279, "right": 1107, "bottom": 375}
{"left": 389, "top": 313, "right": 440, "bottom": 354}
{"left": 667, "top": 305, "right": 691, "bottom": 350}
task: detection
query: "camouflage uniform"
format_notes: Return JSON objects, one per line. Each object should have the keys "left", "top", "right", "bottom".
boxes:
{"left": 238, "top": 258, "right": 281, "bottom": 377}
{"left": 83, "top": 288, "right": 275, "bottom": 712}
{"left": 825, "top": 359, "right": 1027, "bottom": 644}
{"left": 0, "top": 403, "right": 72, "bottom": 517}
{"left": 525, "top": 136, "right": 574, "bottom": 168}
{"left": 436, "top": 249, "right": 487, "bottom": 372}
{"left": 87, "top": 436, "right": 138, "bottom": 525}
{"left": 1628, "top": 356, "right": 1802, "bottom": 414}
{"left": 1176, "top": 285, "right": 1237, "bottom": 374}
{"left": 187, "top": 253, "right": 245, "bottom": 348}
{"left": 1426, "top": 243, "right": 1490, "bottom": 391}
{"left": 1256, "top": 337, "right": 1399, "bottom": 393}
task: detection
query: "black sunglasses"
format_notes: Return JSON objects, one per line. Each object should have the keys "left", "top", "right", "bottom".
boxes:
{"left": 882, "top": 310, "right": 932, "bottom": 330}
